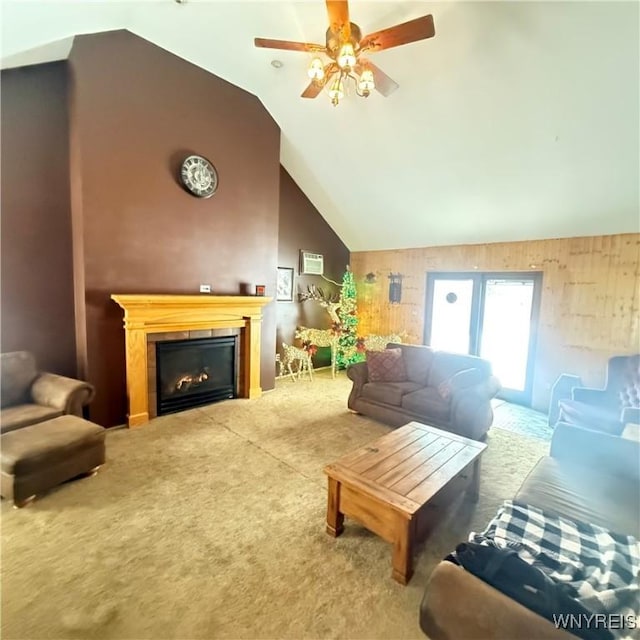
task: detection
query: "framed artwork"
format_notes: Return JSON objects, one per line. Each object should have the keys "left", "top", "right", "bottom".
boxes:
{"left": 276, "top": 267, "right": 294, "bottom": 302}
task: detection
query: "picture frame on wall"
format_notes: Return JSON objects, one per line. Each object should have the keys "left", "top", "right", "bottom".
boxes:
{"left": 276, "top": 267, "right": 294, "bottom": 302}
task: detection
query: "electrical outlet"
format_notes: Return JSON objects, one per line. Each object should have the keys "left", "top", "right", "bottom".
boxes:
{"left": 199, "top": 284, "right": 211, "bottom": 293}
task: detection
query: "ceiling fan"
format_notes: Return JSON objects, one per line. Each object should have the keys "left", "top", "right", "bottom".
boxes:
{"left": 254, "top": 0, "right": 436, "bottom": 106}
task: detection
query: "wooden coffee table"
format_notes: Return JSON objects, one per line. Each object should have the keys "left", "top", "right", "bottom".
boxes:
{"left": 323, "top": 421, "right": 487, "bottom": 584}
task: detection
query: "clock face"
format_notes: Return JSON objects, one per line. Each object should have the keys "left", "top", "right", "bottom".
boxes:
{"left": 180, "top": 155, "right": 218, "bottom": 198}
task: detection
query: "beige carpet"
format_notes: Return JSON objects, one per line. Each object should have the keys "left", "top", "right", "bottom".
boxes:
{"left": 1, "top": 370, "right": 547, "bottom": 640}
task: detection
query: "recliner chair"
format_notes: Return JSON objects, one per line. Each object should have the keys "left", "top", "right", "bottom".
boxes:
{"left": 557, "top": 354, "right": 640, "bottom": 435}
{"left": 0, "top": 351, "right": 95, "bottom": 434}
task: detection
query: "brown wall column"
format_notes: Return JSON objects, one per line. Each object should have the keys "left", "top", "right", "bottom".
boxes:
{"left": 0, "top": 62, "right": 77, "bottom": 376}
{"left": 69, "top": 31, "right": 281, "bottom": 426}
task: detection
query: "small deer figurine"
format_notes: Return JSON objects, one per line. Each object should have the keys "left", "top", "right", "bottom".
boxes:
{"left": 281, "top": 342, "right": 314, "bottom": 382}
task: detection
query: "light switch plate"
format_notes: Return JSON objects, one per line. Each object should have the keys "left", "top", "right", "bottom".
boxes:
{"left": 199, "top": 284, "right": 211, "bottom": 293}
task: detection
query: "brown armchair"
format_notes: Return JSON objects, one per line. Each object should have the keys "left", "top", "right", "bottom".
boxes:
{"left": 0, "top": 351, "right": 95, "bottom": 434}
{"left": 558, "top": 354, "right": 640, "bottom": 435}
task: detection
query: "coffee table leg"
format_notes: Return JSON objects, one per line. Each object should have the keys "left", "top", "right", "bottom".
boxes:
{"left": 326, "top": 477, "right": 344, "bottom": 537}
{"left": 466, "top": 458, "right": 481, "bottom": 503}
{"left": 391, "top": 518, "right": 413, "bottom": 585}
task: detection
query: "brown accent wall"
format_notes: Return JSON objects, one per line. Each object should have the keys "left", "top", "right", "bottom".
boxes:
{"left": 69, "top": 31, "right": 280, "bottom": 426}
{"left": 277, "top": 167, "right": 350, "bottom": 369}
{"left": 0, "top": 62, "right": 77, "bottom": 376}
{"left": 351, "top": 234, "right": 640, "bottom": 411}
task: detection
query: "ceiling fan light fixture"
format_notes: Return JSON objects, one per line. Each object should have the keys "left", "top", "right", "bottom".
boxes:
{"left": 337, "top": 43, "right": 356, "bottom": 69}
{"left": 254, "top": 2, "right": 436, "bottom": 106}
{"left": 357, "top": 68, "right": 375, "bottom": 97}
{"left": 328, "top": 76, "right": 344, "bottom": 106}
{"left": 307, "top": 57, "right": 325, "bottom": 81}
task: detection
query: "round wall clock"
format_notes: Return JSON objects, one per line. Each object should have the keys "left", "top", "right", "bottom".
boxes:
{"left": 180, "top": 154, "right": 218, "bottom": 198}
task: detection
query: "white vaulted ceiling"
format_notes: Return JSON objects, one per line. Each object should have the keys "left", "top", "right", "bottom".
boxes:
{"left": 2, "top": 1, "right": 638, "bottom": 251}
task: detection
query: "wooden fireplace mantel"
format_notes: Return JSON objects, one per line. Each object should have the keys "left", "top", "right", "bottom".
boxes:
{"left": 111, "top": 294, "right": 272, "bottom": 428}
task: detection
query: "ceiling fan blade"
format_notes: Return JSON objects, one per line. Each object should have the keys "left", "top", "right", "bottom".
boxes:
{"left": 326, "top": 0, "right": 351, "bottom": 41}
{"left": 254, "top": 38, "right": 325, "bottom": 53}
{"left": 365, "top": 62, "right": 399, "bottom": 97}
{"left": 301, "top": 80, "right": 326, "bottom": 99}
{"left": 360, "top": 15, "right": 435, "bottom": 52}
{"left": 301, "top": 65, "right": 337, "bottom": 99}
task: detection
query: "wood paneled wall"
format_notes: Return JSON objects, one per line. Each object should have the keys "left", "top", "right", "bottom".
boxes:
{"left": 351, "top": 234, "right": 640, "bottom": 411}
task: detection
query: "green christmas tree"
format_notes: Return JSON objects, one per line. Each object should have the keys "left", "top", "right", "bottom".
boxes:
{"left": 336, "top": 266, "right": 365, "bottom": 368}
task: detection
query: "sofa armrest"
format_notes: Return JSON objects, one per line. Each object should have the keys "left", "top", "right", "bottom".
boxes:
{"left": 346, "top": 362, "right": 368, "bottom": 412}
{"left": 346, "top": 361, "right": 368, "bottom": 385}
{"left": 551, "top": 421, "right": 640, "bottom": 481}
{"left": 483, "top": 375, "right": 501, "bottom": 399}
{"left": 449, "top": 376, "right": 501, "bottom": 439}
{"left": 30, "top": 373, "right": 95, "bottom": 416}
{"left": 420, "top": 561, "right": 573, "bottom": 640}
{"left": 622, "top": 406, "right": 640, "bottom": 425}
{"left": 450, "top": 375, "right": 501, "bottom": 403}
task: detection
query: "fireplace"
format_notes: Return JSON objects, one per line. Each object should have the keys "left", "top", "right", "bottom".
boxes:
{"left": 111, "top": 294, "right": 272, "bottom": 428}
{"left": 156, "top": 336, "right": 238, "bottom": 415}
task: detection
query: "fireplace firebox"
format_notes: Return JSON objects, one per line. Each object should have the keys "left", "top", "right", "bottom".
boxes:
{"left": 156, "top": 336, "right": 237, "bottom": 415}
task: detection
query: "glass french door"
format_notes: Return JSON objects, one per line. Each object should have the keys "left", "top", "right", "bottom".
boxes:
{"left": 424, "top": 272, "right": 542, "bottom": 405}
{"left": 427, "top": 276, "right": 476, "bottom": 354}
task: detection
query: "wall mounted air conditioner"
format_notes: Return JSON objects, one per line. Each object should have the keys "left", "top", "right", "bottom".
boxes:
{"left": 300, "top": 251, "right": 324, "bottom": 275}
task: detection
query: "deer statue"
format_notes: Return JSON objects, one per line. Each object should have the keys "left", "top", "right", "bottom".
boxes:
{"left": 297, "top": 284, "right": 342, "bottom": 378}
{"left": 280, "top": 342, "right": 314, "bottom": 382}
{"left": 299, "top": 285, "right": 341, "bottom": 325}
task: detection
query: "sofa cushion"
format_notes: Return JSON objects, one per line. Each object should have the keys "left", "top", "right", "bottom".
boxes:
{"left": 0, "top": 404, "right": 63, "bottom": 434}
{"left": 427, "top": 351, "right": 492, "bottom": 388}
{"left": 1, "top": 351, "right": 39, "bottom": 409}
{"left": 389, "top": 343, "right": 434, "bottom": 386}
{"left": 361, "top": 381, "right": 423, "bottom": 406}
{"left": 515, "top": 456, "right": 640, "bottom": 538}
{"left": 401, "top": 387, "right": 451, "bottom": 422}
{"left": 366, "top": 348, "right": 408, "bottom": 383}
{"left": 437, "top": 367, "right": 486, "bottom": 400}
{"left": 557, "top": 399, "right": 623, "bottom": 435}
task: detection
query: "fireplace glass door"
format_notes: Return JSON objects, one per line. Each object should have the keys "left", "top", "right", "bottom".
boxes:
{"left": 156, "top": 336, "right": 237, "bottom": 415}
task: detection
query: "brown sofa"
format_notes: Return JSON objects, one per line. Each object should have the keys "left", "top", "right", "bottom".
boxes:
{"left": 0, "top": 351, "right": 95, "bottom": 434}
{"left": 347, "top": 343, "right": 501, "bottom": 440}
{"left": 419, "top": 422, "right": 640, "bottom": 639}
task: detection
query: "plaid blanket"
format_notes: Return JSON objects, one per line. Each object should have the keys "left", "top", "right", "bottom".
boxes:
{"left": 468, "top": 501, "right": 640, "bottom": 639}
